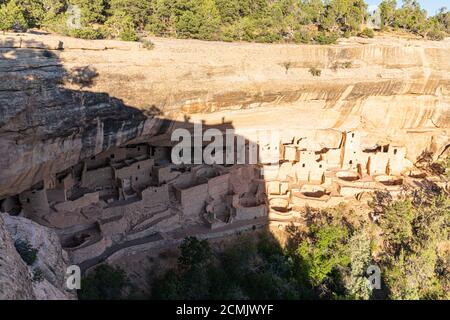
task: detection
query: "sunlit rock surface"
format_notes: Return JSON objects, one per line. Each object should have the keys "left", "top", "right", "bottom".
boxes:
{"left": 0, "top": 34, "right": 449, "bottom": 197}
{"left": 0, "top": 33, "right": 449, "bottom": 298}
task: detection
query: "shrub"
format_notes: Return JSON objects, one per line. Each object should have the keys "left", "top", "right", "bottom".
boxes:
{"left": 0, "top": 0, "right": 28, "bottom": 32}
{"left": 151, "top": 270, "right": 183, "bottom": 299}
{"left": 119, "top": 28, "right": 138, "bottom": 42}
{"left": 309, "top": 67, "right": 322, "bottom": 77}
{"left": 343, "top": 30, "right": 352, "bottom": 38}
{"left": 314, "top": 31, "right": 339, "bottom": 45}
{"left": 140, "top": 38, "right": 155, "bottom": 50}
{"left": 78, "top": 264, "right": 127, "bottom": 300}
{"left": 32, "top": 268, "right": 44, "bottom": 283}
{"left": 331, "top": 61, "right": 353, "bottom": 71}
{"left": 378, "top": 190, "right": 450, "bottom": 300}
{"left": 70, "top": 28, "right": 104, "bottom": 40}
{"left": 342, "top": 61, "right": 353, "bottom": 69}
{"left": 431, "top": 156, "right": 450, "bottom": 178}
{"left": 297, "top": 224, "right": 350, "bottom": 286}
{"left": 106, "top": 13, "right": 139, "bottom": 42}
{"left": 359, "top": 28, "right": 375, "bottom": 38}
{"left": 426, "top": 30, "right": 446, "bottom": 41}
{"left": 444, "top": 157, "right": 450, "bottom": 178}
{"left": 253, "top": 30, "right": 282, "bottom": 44}
{"left": 282, "top": 61, "right": 293, "bottom": 74}
{"left": 293, "top": 27, "right": 315, "bottom": 44}
{"left": 14, "top": 239, "right": 38, "bottom": 266}
{"left": 346, "top": 230, "right": 373, "bottom": 300}
{"left": 41, "top": 14, "right": 70, "bottom": 36}
{"left": 178, "top": 237, "right": 212, "bottom": 270}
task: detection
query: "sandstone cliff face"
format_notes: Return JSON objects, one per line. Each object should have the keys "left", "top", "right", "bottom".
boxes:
{"left": 0, "top": 36, "right": 151, "bottom": 197}
{"left": 0, "top": 33, "right": 449, "bottom": 197}
{"left": 0, "top": 213, "right": 74, "bottom": 300}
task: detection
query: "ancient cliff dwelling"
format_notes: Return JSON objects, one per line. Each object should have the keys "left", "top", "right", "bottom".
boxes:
{"left": 1, "top": 126, "right": 429, "bottom": 267}
{"left": 0, "top": 0, "right": 449, "bottom": 303}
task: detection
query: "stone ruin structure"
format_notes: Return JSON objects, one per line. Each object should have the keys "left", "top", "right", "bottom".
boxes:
{"left": 0, "top": 127, "right": 437, "bottom": 271}
{"left": 262, "top": 130, "right": 422, "bottom": 220}
{"left": 0, "top": 137, "right": 267, "bottom": 267}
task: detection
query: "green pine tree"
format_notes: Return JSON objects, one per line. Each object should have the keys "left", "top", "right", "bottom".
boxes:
{"left": 0, "top": 0, "right": 28, "bottom": 32}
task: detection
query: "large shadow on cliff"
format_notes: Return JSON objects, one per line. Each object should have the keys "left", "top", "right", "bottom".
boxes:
{"left": 0, "top": 35, "right": 266, "bottom": 204}
{"left": 3, "top": 36, "right": 378, "bottom": 301}
{"left": 0, "top": 36, "right": 276, "bottom": 285}
{"left": 0, "top": 37, "right": 150, "bottom": 198}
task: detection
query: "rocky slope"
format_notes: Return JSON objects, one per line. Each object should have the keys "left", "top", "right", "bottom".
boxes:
{"left": 0, "top": 32, "right": 449, "bottom": 197}
{"left": 0, "top": 213, "right": 73, "bottom": 299}
{"left": 0, "top": 214, "right": 34, "bottom": 299}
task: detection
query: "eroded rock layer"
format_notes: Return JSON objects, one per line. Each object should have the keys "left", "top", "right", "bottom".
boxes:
{"left": 0, "top": 33, "right": 449, "bottom": 197}
{"left": 0, "top": 34, "right": 449, "bottom": 291}
{"left": 0, "top": 214, "right": 73, "bottom": 300}
{"left": 0, "top": 214, "right": 35, "bottom": 299}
